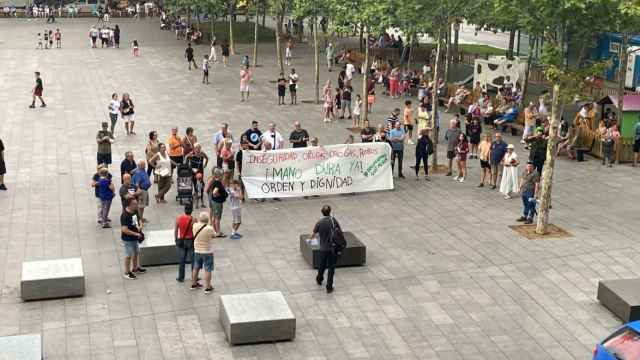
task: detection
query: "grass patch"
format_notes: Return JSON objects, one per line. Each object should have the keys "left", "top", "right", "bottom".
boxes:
{"left": 458, "top": 44, "right": 506, "bottom": 56}
{"left": 197, "top": 21, "right": 275, "bottom": 44}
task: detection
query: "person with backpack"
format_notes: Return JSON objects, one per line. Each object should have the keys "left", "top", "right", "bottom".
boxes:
{"left": 309, "top": 205, "right": 345, "bottom": 294}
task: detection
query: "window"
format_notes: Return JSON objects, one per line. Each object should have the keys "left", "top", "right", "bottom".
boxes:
{"left": 603, "top": 328, "right": 640, "bottom": 360}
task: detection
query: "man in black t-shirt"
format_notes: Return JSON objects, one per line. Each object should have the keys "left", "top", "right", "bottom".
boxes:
{"left": 289, "top": 121, "right": 309, "bottom": 148}
{"left": 120, "top": 198, "right": 146, "bottom": 279}
{"left": 244, "top": 120, "right": 263, "bottom": 150}
{"left": 185, "top": 43, "right": 197, "bottom": 70}
{"left": 309, "top": 205, "right": 342, "bottom": 293}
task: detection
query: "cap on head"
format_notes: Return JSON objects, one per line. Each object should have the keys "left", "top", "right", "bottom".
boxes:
{"left": 507, "top": 144, "right": 515, "bottom": 149}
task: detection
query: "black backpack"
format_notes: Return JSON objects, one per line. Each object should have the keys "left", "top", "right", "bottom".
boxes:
{"left": 330, "top": 217, "right": 347, "bottom": 255}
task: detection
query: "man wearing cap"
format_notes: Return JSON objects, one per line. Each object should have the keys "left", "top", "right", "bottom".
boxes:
{"left": 96, "top": 122, "right": 114, "bottom": 165}
{"left": 518, "top": 161, "right": 539, "bottom": 224}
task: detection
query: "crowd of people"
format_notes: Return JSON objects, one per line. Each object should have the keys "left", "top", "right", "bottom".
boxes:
{"left": 88, "top": 24, "right": 121, "bottom": 48}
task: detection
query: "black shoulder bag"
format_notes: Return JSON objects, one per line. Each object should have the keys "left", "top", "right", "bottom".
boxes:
{"left": 330, "top": 217, "right": 347, "bottom": 256}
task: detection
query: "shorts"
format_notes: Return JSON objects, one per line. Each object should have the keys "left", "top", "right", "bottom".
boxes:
{"left": 240, "top": 84, "right": 250, "bottom": 92}
{"left": 203, "top": 70, "right": 209, "bottom": 76}
{"left": 210, "top": 201, "right": 223, "bottom": 219}
{"left": 232, "top": 208, "right": 241, "bottom": 224}
{"left": 634, "top": 139, "right": 640, "bottom": 153}
{"left": 122, "top": 114, "right": 134, "bottom": 122}
{"left": 170, "top": 155, "right": 183, "bottom": 168}
{"left": 139, "top": 189, "right": 149, "bottom": 208}
{"left": 193, "top": 253, "right": 214, "bottom": 272}
{"left": 404, "top": 124, "right": 413, "bottom": 132}
{"left": 33, "top": 89, "right": 43, "bottom": 97}
{"left": 97, "top": 152, "right": 112, "bottom": 165}
{"left": 123, "top": 240, "right": 139, "bottom": 257}
{"left": 446, "top": 150, "right": 455, "bottom": 160}
{"left": 480, "top": 160, "right": 490, "bottom": 169}
{"left": 289, "top": 84, "right": 297, "bottom": 93}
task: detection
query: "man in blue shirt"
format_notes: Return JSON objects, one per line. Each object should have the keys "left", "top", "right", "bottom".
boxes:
{"left": 388, "top": 122, "right": 406, "bottom": 178}
{"left": 489, "top": 132, "right": 508, "bottom": 189}
{"left": 132, "top": 160, "right": 152, "bottom": 223}
{"left": 634, "top": 119, "right": 640, "bottom": 167}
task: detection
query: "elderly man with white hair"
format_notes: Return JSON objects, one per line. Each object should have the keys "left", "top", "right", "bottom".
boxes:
{"left": 191, "top": 211, "right": 216, "bottom": 293}
{"left": 132, "top": 160, "right": 151, "bottom": 223}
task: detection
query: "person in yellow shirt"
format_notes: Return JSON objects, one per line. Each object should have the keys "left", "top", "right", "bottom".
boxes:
{"left": 167, "top": 127, "right": 183, "bottom": 175}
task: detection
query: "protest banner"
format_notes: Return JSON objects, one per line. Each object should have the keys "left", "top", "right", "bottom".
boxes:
{"left": 241, "top": 143, "right": 394, "bottom": 198}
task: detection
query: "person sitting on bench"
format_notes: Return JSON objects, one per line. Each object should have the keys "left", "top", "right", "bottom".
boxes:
{"left": 446, "top": 85, "right": 469, "bottom": 112}
{"left": 494, "top": 102, "right": 519, "bottom": 129}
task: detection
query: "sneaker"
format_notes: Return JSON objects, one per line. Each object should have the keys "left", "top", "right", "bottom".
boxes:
{"left": 204, "top": 287, "right": 214, "bottom": 294}
{"left": 490, "top": 185, "right": 497, "bottom": 190}
{"left": 326, "top": 287, "right": 334, "bottom": 294}
{"left": 477, "top": 183, "right": 484, "bottom": 188}
{"left": 504, "top": 194, "right": 512, "bottom": 200}
{"left": 524, "top": 218, "right": 533, "bottom": 224}
{"left": 407, "top": 139, "right": 414, "bottom": 145}
{"left": 29, "top": 104, "right": 35, "bottom": 108}
{"left": 133, "top": 267, "right": 147, "bottom": 274}
{"left": 176, "top": 278, "right": 184, "bottom": 283}
{"left": 516, "top": 216, "right": 527, "bottom": 222}
{"left": 458, "top": 177, "right": 464, "bottom": 183}
{"left": 453, "top": 176, "right": 460, "bottom": 181}
{"left": 123, "top": 272, "right": 136, "bottom": 280}
{"left": 102, "top": 223, "right": 111, "bottom": 228}
{"left": 424, "top": 177, "right": 430, "bottom": 181}
{"left": 40, "top": 104, "right": 46, "bottom": 108}
{"left": 446, "top": 172, "right": 452, "bottom": 176}
{"left": 0, "top": 184, "right": 6, "bottom": 191}
{"left": 229, "top": 234, "right": 240, "bottom": 240}
{"left": 190, "top": 283, "right": 202, "bottom": 290}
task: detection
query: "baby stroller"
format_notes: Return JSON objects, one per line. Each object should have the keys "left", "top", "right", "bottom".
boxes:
{"left": 175, "top": 163, "right": 193, "bottom": 205}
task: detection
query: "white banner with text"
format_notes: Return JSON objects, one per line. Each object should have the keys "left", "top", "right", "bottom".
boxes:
{"left": 241, "top": 143, "right": 394, "bottom": 198}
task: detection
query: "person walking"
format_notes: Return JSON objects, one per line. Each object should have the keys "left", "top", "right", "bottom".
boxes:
{"left": 455, "top": 133, "right": 469, "bottom": 183}
{"left": 120, "top": 198, "right": 147, "bottom": 279}
{"left": 96, "top": 122, "right": 113, "bottom": 166}
{"left": 309, "top": 205, "right": 342, "bottom": 294}
{"left": 29, "top": 72, "right": 46, "bottom": 108}
{"left": 517, "top": 162, "right": 539, "bottom": 224}
{"left": 191, "top": 211, "right": 216, "bottom": 293}
{"left": 202, "top": 55, "right": 210, "bottom": 84}
{"left": 108, "top": 93, "right": 120, "bottom": 134}
{"left": 149, "top": 143, "right": 175, "bottom": 203}
{"left": 489, "top": 132, "right": 507, "bottom": 189}
{"left": 175, "top": 204, "right": 195, "bottom": 283}
{"left": 120, "top": 93, "right": 135, "bottom": 135}
{"left": 477, "top": 134, "right": 492, "bottom": 187}
{"left": 499, "top": 144, "right": 519, "bottom": 199}
{"left": 389, "top": 121, "right": 406, "bottom": 179}
{"left": 208, "top": 40, "right": 218, "bottom": 63}
{"left": 0, "top": 138, "right": 6, "bottom": 191}
{"left": 240, "top": 65, "right": 252, "bottom": 102}
{"left": 444, "top": 119, "right": 461, "bottom": 176}
{"left": 414, "top": 129, "right": 433, "bottom": 181}
{"left": 185, "top": 43, "right": 197, "bottom": 70}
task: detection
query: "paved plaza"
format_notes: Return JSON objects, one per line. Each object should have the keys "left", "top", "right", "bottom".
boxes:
{"left": 1, "top": 18, "right": 640, "bottom": 360}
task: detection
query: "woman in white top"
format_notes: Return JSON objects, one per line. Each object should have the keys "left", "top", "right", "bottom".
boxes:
{"left": 208, "top": 40, "right": 217, "bottom": 63}
{"left": 499, "top": 144, "right": 519, "bottom": 199}
{"left": 149, "top": 143, "right": 177, "bottom": 203}
{"left": 108, "top": 93, "right": 119, "bottom": 134}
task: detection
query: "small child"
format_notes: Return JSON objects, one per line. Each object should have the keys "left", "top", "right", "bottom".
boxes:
{"left": 131, "top": 39, "right": 140, "bottom": 57}
{"left": 193, "top": 172, "right": 205, "bottom": 208}
{"left": 228, "top": 179, "right": 244, "bottom": 239}
{"left": 202, "top": 55, "right": 209, "bottom": 84}
{"left": 334, "top": 87, "right": 342, "bottom": 117}
{"left": 36, "top": 32, "right": 43, "bottom": 49}
{"left": 241, "top": 55, "right": 250, "bottom": 67}
{"left": 353, "top": 94, "right": 362, "bottom": 128}
{"left": 54, "top": 28, "right": 61, "bottom": 48}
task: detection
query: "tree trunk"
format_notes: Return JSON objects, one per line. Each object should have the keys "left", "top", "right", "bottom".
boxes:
{"left": 430, "top": 29, "right": 442, "bottom": 168}
{"left": 276, "top": 15, "right": 284, "bottom": 73}
{"left": 521, "top": 35, "right": 535, "bottom": 109}
{"left": 313, "top": 15, "right": 320, "bottom": 104}
{"left": 229, "top": 6, "right": 236, "bottom": 55}
{"left": 359, "top": 26, "right": 363, "bottom": 53}
{"left": 195, "top": 7, "right": 201, "bottom": 30}
{"left": 262, "top": 5, "right": 266, "bottom": 27}
{"left": 516, "top": 30, "right": 521, "bottom": 55}
{"left": 453, "top": 23, "right": 459, "bottom": 63}
{"left": 210, "top": 12, "right": 215, "bottom": 42}
{"left": 252, "top": 7, "right": 259, "bottom": 66}
{"left": 444, "top": 26, "right": 451, "bottom": 82}
{"left": 507, "top": 28, "right": 515, "bottom": 59}
{"left": 362, "top": 32, "right": 370, "bottom": 122}
{"left": 535, "top": 82, "right": 561, "bottom": 234}
{"left": 617, "top": 33, "right": 629, "bottom": 123}
{"left": 407, "top": 35, "right": 414, "bottom": 70}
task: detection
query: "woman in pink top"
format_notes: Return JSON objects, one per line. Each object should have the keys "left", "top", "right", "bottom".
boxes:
{"left": 389, "top": 67, "right": 400, "bottom": 98}
{"left": 240, "top": 65, "right": 252, "bottom": 102}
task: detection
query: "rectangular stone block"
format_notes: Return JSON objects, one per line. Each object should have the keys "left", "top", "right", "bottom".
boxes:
{"left": 21, "top": 257, "right": 85, "bottom": 301}
{"left": 598, "top": 278, "right": 640, "bottom": 322}
{"left": 140, "top": 230, "right": 179, "bottom": 266}
{"left": 219, "top": 291, "right": 296, "bottom": 345}
{"left": 0, "top": 334, "right": 42, "bottom": 360}
{"left": 299, "top": 231, "right": 366, "bottom": 269}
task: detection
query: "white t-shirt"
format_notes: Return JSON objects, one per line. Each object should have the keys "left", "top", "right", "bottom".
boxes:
{"left": 345, "top": 63, "right": 355, "bottom": 79}
{"left": 90, "top": 28, "right": 98, "bottom": 37}
{"left": 109, "top": 99, "right": 120, "bottom": 114}
{"left": 261, "top": 130, "right": 284, "bottom": 150}
{"left": 288, "top": 73, "right": 299, "bottom": 86}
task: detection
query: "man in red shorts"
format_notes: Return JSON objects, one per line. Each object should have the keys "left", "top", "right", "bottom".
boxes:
{"left": 29, "top": 71, "right": 46, "bottom": 108}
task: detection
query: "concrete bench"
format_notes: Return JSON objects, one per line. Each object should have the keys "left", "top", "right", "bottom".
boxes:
{"left": 219, "top": 291, "right": 296, "bottom": 345}
{"left": 140, "top": 230, "right": 179, "bottom": 266}
{"left": 21, "top": 257, "right": 85, "bottom": 301}
{"left": 597, "top": 278, "right": 640, "bottom": 322}
{"left": 0, "top": 334, "right": 42, "bottom": 360}
{"left": 299, "top": 231, "right": 366, "bottom": 269}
